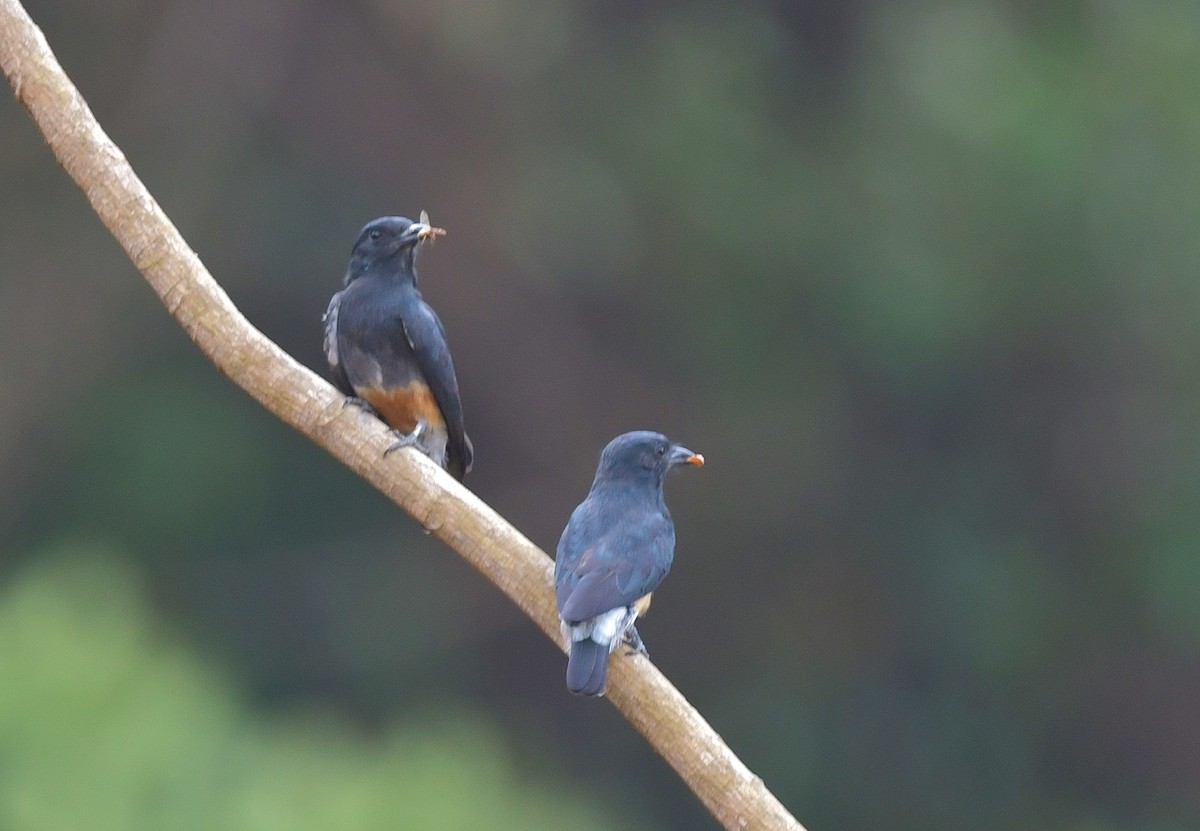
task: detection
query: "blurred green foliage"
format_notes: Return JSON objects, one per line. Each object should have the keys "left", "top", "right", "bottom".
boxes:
{"left": 0, "top": 546, "right": 634, "bottom": 831}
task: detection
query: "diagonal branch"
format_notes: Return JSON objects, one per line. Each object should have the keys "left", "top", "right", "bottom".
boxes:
{"left": 0, "top": 3, "right": 804, "bottom": 829}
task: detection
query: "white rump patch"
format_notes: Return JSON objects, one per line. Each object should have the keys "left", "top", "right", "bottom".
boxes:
{"left": 564, "top": 606, "right": 638, "bottom": 653}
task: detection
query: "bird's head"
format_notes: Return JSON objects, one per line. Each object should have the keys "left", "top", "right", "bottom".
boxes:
{"left": 594, "top": 430, "right": 704, "bottom": 488}
{"left": 345, "top": 211, "right": 446, "bottom": 284}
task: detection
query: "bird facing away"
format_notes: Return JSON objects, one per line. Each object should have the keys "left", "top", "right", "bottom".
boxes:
{"left": 555, "top": 431, "right": 704, "bottom": 696}
{"left": 323, "top": 213, "right": 473, "bottom": 480}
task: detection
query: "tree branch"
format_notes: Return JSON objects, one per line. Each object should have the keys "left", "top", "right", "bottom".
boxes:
{"left": 0, "top": 3, "right": 804, "bottom": 829}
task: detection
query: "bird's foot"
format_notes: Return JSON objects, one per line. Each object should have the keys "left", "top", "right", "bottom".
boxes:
{"left": 384, "top": 420, "right": 427, "bottom": 455}
{"left": 342, "top": 396, "right": 381, "bottom": 420}
{"left": 622, "top": 625, "right": 649, "bottom": 657}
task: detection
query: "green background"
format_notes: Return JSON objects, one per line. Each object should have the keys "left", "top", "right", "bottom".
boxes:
{"left": 3, "top": 1, "right": 1199, "bottom": 828}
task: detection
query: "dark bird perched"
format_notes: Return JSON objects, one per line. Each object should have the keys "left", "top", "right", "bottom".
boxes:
{"left": 555, "top": 431, "right": 704, "bottom": 696}
{"left": 323, "top": 213, "right": 473, "bottom": 480}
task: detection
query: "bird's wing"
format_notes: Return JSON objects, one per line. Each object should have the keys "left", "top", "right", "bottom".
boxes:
{"left": 557, "top": 512, "right": 674, "bottom": 624}
{"left": 399, "top": 299, "right": 473, "bottom": 478}
{"left": 322, "top": 289, "right": 356, "bottom": 397}
{"left": 555, "top": 500, "right": 597, "bottom": 609}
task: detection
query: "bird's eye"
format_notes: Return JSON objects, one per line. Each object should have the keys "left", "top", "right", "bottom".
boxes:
{"left": 368, "top": 229, "right": 383, "bottom": 240}
{"left": 655, "top": 445, "right": 667, "bottom": 458}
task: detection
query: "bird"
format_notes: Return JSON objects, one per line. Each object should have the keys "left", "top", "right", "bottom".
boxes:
{"left": 323, "top": 212, "right": 473, "bottom": 480}
{"left": 555, "top": 430, "right": 704, "bottom": 696}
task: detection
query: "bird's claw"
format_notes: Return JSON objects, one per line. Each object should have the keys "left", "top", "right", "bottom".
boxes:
{"left": 622, "top": 625, "right": 649, "bottom": 657}
{"left": 384, "top": 420, "right": 427, "bottom": 455}
{"left": 343, "top": 396, "right": 381, "bottom": 420}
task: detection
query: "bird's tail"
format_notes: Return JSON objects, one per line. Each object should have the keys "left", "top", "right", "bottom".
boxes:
{"left": 447, "top": 434, "right": 473, "bottom": 482}
{"left": 566, "top": 639, "right": 609, "bottom": 696}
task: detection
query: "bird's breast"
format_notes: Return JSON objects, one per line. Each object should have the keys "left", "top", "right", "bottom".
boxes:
{"left": 361, "top": 381, "right": 446, "bottom": 434}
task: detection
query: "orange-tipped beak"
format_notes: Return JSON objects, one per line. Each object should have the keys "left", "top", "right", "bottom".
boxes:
{"left": 686, "top": 453, "right": 705, "bottom": 468}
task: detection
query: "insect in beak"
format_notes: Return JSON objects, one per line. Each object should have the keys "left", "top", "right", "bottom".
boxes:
{"left": 416, "top": 209, "right": 447, "bottom": 243}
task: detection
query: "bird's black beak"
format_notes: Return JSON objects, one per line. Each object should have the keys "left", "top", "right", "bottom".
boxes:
{"left": 669, "top": 445, "right": 705, "bottom": 468}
